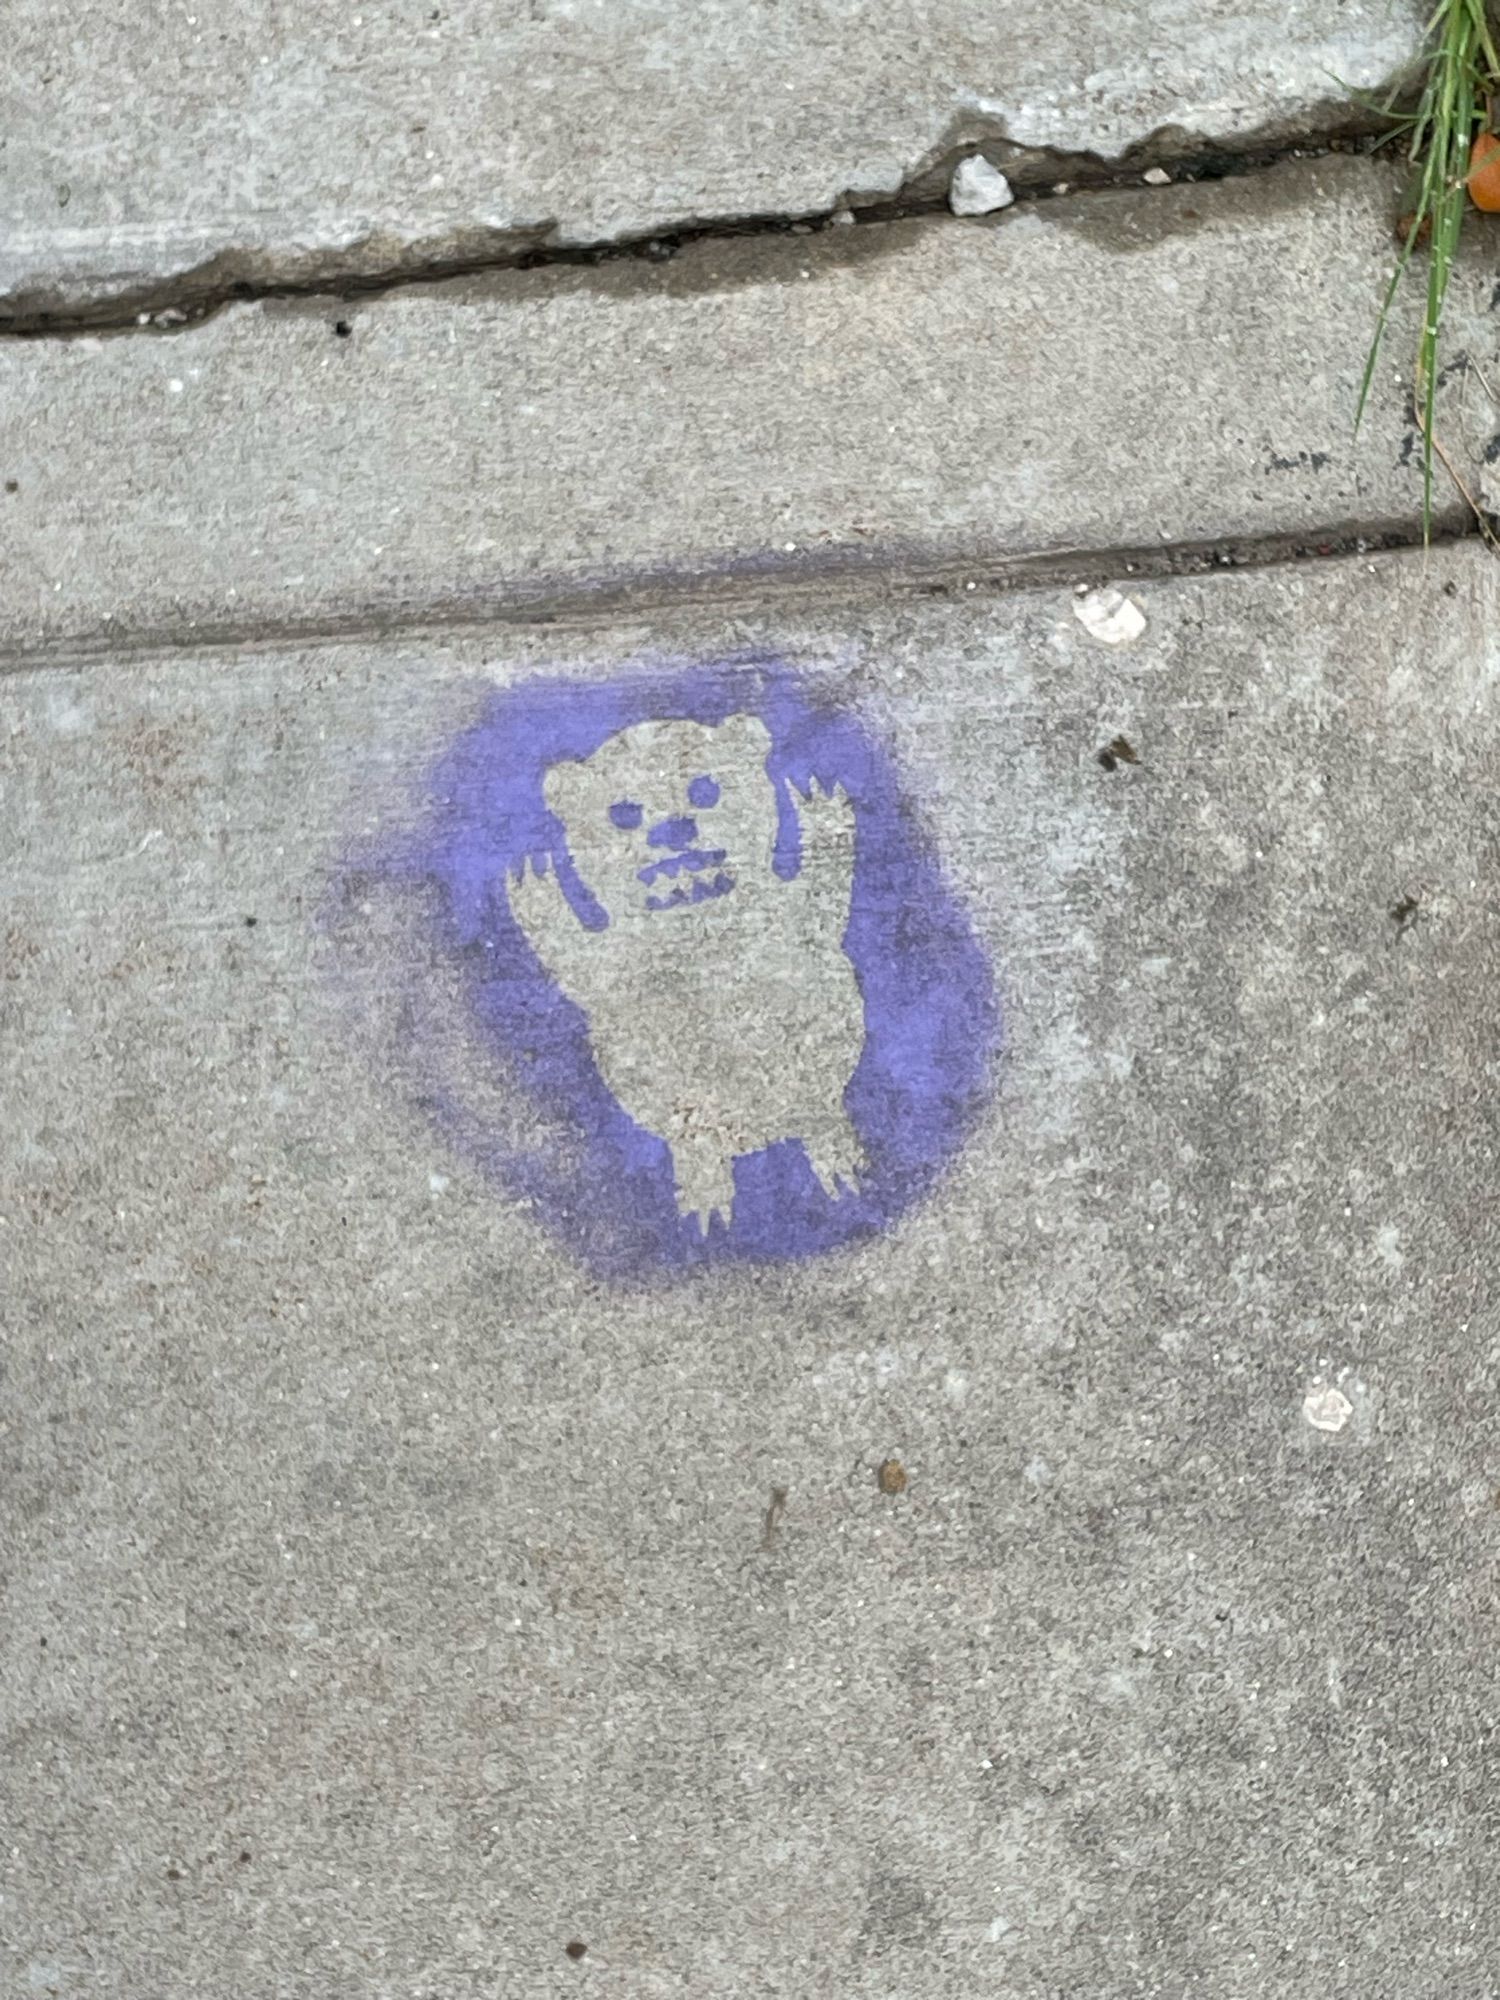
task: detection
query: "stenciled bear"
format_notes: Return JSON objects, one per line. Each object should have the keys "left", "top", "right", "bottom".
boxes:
{"left": 505, "top": 710, "right": 868, "bottom": 1233}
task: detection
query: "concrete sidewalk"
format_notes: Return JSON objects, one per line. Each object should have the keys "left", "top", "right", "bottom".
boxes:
{"left": 5, "top": 0, "right": 1424, "bottom": 316}
{"left": 9, "top": 155, "right": 1500, "bottom": 660}
{"left": 6, "top": 551, "right": 1500, "bottom": 1994}
{"left": 5, "top": 7, "right": 1500, "bottom": 1997}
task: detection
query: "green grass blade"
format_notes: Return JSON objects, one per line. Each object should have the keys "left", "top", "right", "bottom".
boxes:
{"left": 1353, "top": 0, "right": 1495, "bottom": 535}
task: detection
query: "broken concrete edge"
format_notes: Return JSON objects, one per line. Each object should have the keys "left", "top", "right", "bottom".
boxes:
{"left": 0, "top": 512, "right": 1476, "bottom": 679}
{"left": 0, "top": 100, "right": 1398, "bottom": 336}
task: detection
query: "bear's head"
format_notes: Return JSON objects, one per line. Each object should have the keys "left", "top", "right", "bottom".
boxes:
{"left": 542, "top": 711, "right": 776, "bottom": 924}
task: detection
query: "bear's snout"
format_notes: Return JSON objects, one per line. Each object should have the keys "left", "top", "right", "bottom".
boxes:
{"left": 647, "top": 814, "right": 699, "bottom": 851}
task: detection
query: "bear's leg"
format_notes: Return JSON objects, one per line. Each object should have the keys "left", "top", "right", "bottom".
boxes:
{"left": 668, "top": 1139, "right": 738, "bottom": 1237}
{"left": 802, "top": 1108, "right": 867, "bottom": 1200}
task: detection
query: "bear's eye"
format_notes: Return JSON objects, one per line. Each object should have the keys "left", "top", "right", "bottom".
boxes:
{"left": 608, "top": 800, "right": 644, "bottom": 830}
{"left": 687, "top": 774, "right": 721, "bottom": 809}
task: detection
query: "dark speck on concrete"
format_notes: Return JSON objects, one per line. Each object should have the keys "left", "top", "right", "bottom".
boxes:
{"left": 564, "top": 1939, "right": 588, "bottom": 1960}
{"left": 1389, "top": 892, "right": 1420, "bottom": 936}
{"left": 761, "top": 1484, "right": 788, "bottom": 1549}
{"left": 1266, "top": 449, "right": 1330, "bottom": 474}
{"left": 860, "top": 1871, "right": 937, "bottom": 1950}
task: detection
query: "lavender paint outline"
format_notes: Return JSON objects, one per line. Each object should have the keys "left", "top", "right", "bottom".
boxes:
{"left": 361, "top": 658, "right": 997, "bottom": 1276}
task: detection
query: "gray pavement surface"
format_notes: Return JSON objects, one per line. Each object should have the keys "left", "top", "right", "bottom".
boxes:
{"left": 7, "top": 156, "right": 1499, "bottom": 659}
{"left": 4, "top": 548, "right": 1500, "bottom": 1996}
{"left": 8, "top": 1, "right": 1500, "bottom": 1989}
{"left": 3, "top": 0, "right": 1424, "bottom": 315}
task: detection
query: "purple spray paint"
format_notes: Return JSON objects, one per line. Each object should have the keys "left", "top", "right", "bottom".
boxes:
{"left": 359, "top": 660, "right": 996, "bottom": 1276}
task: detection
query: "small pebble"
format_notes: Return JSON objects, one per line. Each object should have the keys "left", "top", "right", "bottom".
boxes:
{"left": 1142, "top": 167, "right": 1172, "bottom": 186}
{"left": 949, "top": 155, "right": 1015, "bottom": 216}
{"left": 1073, "top": 587, "right": 1146, "bottom": 646}
{"left": 877, "top": 1458, "right": 908, "bottom": 1495}
{"left": 1303, "top": 1383, "right": 1353, "bottom": 1433}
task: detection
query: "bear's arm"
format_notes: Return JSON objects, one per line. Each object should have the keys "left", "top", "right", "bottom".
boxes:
{"left": 790, "top": 780, "right": 857, "bottom": 928}
{"left": 504, "top": 855, "right": 594, "bottom": 994}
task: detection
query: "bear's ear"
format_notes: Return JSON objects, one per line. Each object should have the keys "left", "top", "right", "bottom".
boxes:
{"left": 715, "top": 711, "right": 772, "bottom": 764}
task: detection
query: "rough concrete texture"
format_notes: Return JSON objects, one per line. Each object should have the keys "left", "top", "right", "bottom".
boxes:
{"left": 3, "top": 0, "right": 1425, "bottom": 314}
{"left": 8, "top": 157, "right": 1500, "bottom": 658}
{"left": 4, "top": 546, "right": 1499, "bottom": 1996}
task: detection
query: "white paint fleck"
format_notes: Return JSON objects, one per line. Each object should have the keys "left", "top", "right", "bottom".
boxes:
{"left": 428, "top": 1171, "right": 450, "bottom": 1194}
{"left": 1303, "top": 1382, "right": 1353, "bottom": 1433}
{"left": 167, "top": 377, "right": 185, "bottom": 394}
{"left": 45, "top": 690, "right": 89, "bottom": 735}
{"left": 1023, "top": 1454, "right": 1052, "bottom": 1487}
{"left": 987, "top": 1915, "right": 1014, "bottom": 1942}
{"left": 1073, "top": 587, "right": 1146, "bottom": 646}
{"left": 943, "top": 1367, "right": 969, "bottom": 1404}
{"left": 949, "top": 155, "right": 1015, "bottom": 216}
{"left": 1375, "top": 1223, "right": 1404, "bottom": 1272}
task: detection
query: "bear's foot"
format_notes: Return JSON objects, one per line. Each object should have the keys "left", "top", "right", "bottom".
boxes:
{"left": 670, "top": 1147, "right": 737, "bottom": 1238}
{"left": 802, "top": 1112, "right": 867, "bottom": 1201}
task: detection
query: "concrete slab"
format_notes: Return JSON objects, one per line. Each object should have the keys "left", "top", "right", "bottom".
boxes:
{"left": 5, "top": 156, "right": 1497, "bottom": 660}
{"left": 4, "top": 545, "right": 1499, "bottom": 1995}
{"left": 3, "top": 0, "right": 1424, "bottom": 316}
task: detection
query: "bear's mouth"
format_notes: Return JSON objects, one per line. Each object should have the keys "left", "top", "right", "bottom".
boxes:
{"left": 644, "top": 874, "right": 733, "bottom": 912}
{"left": 638, "top": 848, "right": 727, "bottom": 886}
{"left": 638, "top": 849, "right": 734, "bottom": 911}
{"left": 638, "top": 850, "right": 734, "bottom": 912}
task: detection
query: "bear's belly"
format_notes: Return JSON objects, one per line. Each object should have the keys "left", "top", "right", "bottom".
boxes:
{"left": 583, "top": 941, "right": 864, "bottom": 1151}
